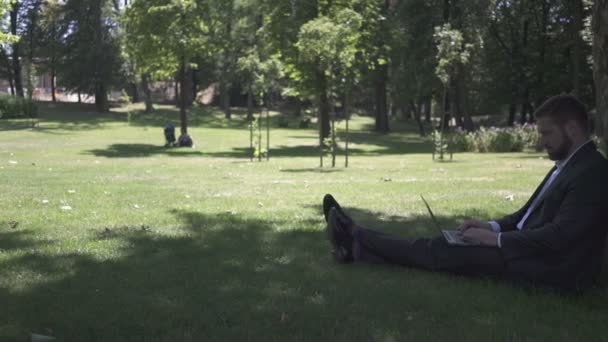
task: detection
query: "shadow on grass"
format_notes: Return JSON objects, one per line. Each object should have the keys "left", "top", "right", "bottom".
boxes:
{"left": 280, "top": 167, "right": 344, "bottom": 173}
{"left": 496, "top": 154, "right": 547, "bottom": 159}
{"left": 1, "top": 207, "right": 606, "bottom": 341}
{"left": 0, "top": 230, "right": 40, "bottom": 252}
{"left": 3, "top": 208, "right": 386, "bottom": 341}
{"left": 85, "top": 144, "right": 204, "bottom": 158}
{"left": 1, "top": 102, "right": 127, "bottom": 133}
{"left": 204, "top": 135, "right": 429, "bottom": 159}
{"left": 128, "top": 106, "right": 307, "bottom": 131}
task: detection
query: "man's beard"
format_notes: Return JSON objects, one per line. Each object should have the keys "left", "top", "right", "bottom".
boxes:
{"left": 546, "top": 135, "right": 573, "bottom": 161}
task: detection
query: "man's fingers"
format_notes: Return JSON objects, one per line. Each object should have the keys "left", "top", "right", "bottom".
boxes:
{"left": 458, "top": 220, "right": 478, "bottom": 231}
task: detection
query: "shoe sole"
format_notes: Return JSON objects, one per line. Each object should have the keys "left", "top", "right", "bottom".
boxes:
{"left": 326, "top": 208, "right": 353, "bottom": 263}
{"left": 323, "top": 194, "right": 344, "bottom": 223}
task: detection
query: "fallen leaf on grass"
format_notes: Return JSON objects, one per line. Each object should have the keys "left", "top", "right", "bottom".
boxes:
{"left": 504, "top": 194, "right": 514, "bottom": 201}
{"left": 8, "top": 160, "right": 17, "bottom": 164}
{"left": 280, "top": 312, "right": 290, "bottom": 323}
{"left": 41, "top": 199, "right": 49, "bottom": 204}
{"left": 30, "top": 332, "right": 56, "bottom": 341}
{"left": 67, "top": 189, "right": 76, "bottom": 194}
{"left": 60, "top": 205, "right": 72, "bottom": 211}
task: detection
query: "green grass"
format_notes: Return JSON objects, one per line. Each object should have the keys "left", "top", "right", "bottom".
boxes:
{"left": 1, "top": 102, "right": 607, "bottom": 341}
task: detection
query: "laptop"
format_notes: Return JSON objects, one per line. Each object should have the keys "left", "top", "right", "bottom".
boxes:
{"left": 420, "top": 195, "right": 479, "bottom": 246}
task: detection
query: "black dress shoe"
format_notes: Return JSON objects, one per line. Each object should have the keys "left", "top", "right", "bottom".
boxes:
{"left": 323, "top": 194, "right": 354, "bottom": 228}
{"left": 326, "top": 208, "right": 354, "bottom": 263}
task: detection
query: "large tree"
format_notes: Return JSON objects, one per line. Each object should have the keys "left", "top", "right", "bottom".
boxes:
{"left": 593, "top": 0, "right": 608, "bottom": 148}
{"left": 60, "top": 0, "right": 123, "bottom": 112}
{"left": 124, "top": 0, "right": 210, "bottom": 135}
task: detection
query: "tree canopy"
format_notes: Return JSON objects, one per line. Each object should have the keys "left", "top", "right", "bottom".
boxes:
{"left": 0, "top": 0, "right": 606, "bottom": 146}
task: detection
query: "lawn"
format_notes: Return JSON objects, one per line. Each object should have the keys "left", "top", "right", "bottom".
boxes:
{"left": 1, "top": 102, "right": 607, "bottom": 341}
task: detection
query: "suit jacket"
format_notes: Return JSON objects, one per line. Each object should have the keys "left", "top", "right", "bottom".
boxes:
{"left": 497, "top": 141, "right": 608, "bottom": 291}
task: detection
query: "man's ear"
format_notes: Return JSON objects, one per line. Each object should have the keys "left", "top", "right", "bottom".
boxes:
{"left": 564, "top": 120, "right": 582, "bottom": 139}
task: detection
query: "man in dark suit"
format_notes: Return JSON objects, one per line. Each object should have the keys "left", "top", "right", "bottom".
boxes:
{"left": 324, "top": 94, "right": 608, "bottom": 292}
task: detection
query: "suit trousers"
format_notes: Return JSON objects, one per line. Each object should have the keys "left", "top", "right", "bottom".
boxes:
{"left": 353, "top": 227, "right": 506, "bottom": 277}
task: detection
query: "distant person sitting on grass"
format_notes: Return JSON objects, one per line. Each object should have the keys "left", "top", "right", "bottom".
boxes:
{"left": 323, "top": 94, "right": 608, "bottom": 293}
{"left": 164, "top": 123, "right": 176, "bottom": 147}
{"left": 178, "top": 133, "right": 194, "bottom": 147}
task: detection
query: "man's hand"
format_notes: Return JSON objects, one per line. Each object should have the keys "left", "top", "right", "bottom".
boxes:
{"left": 458, "top": 219, "right": 492, "bottom": 231}
{"left": 460, "top": 228, "right": 498, "bottom": 247}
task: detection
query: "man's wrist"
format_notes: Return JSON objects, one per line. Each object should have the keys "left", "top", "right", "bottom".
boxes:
{"left": 488, "top": 221, "right": 501, "bottom": 233}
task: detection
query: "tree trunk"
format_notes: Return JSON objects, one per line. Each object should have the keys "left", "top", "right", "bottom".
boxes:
{"left": 92, "top": 0, "right": 107, "bottom": 112}
{"left": 519, "top": 17, "right": 530, "bottom": 124}
{"left": 141, "top": 73, "right": 154, "bottom": 113}
{"left": 95, "top": 83, "right": 109, "bottom": 112}
{"left": 318, "top": 70, "right": 330, "bottom": 140}
{"left": 179, "top": 58, "right": 188, "bottom": 135}
{"left": 8, "top": 74, "right": 14, "bottom": 96}
{"left": 519, "top": 87, "right": 532, "bottom": 124}
{"left": 572, "top": 0, "right": 584, "bottom": 96}
{"left": 191, "top": 67, "right": 198, "bottom": 104}
{"left": 424, "top": 97, "right": 432, "bottom": 123}
{"left": 221, "top": 12, "right": 232, "bottom": 120}
{"left": 51, "top": 68, "right": 56, "bottom": 102}
{"left": 247, "top": 86, "right": 254, "bottom": 121}
{"left": 410, "top": 100, "right": 425, "bottom": 136}
{"left": 221, "top": 81, "right": 231, "bottom": 119}
{"left": 183, "top": 67, "right": 194, "bottom": 107}
{"left": 174, "top": 79, "right": 179, "bottom": 106}
{"left": 508, "top": 102, "right": 516, "bottom": 126}
{"left": 374, "top": 62, "right": 390, "bottom": 133}
{"left": 130, "top": 82, "right": 139, "bottom": 102}
{"left": 450, "top": 85, "right": 461, "bottom": 128}
{"left": 593, "top": 0, "right": 608, "bottom": 147}
{"left": 26, "top": 2, "right": 38, "bottom": 101}
{"left": 456, "top": 70, "right": 474, "bottom": 130}
{"left": 77, "top": 91, "right": 81, "bottom": 103}
{"left": 534, "top": 0, "right": 548, "bottom": 106}
{"left": 373, "top": 0, "right": 391, "bottom": 133}
{"left": 10, "top": 1, "right": 24, "bottom": 98}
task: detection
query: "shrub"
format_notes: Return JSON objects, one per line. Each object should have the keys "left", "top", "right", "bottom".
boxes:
{"left": 447, "top": 124, "right": 540, "bottom": 153}
{"left": 0, "top": 95, "right": 38, "bottom": 119}
{"left": 447, "top": 128, "right": 475, "bottom": 152}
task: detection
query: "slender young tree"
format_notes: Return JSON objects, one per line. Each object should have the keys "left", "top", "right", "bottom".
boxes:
{"left": 10, "top": 0, "right": 24, "bottom": 97}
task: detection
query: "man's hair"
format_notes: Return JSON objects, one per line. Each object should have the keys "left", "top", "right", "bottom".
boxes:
{"left": 534, "top": 94, "right": 588, "bottom": 130}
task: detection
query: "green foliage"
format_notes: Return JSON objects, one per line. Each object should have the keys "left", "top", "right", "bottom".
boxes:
{"left": 433, "top": 24, "right": 476, "bottom": 85}
{"left": 237, "top": 50, "right": 284, "bottom": 102}
{"left": 296, "top": 8, "right": 363, "bottom": 97}
{"left": 449, "top": 125, "right": 540, "bottom": 153}
{"left": 0, "top": 0, "right": 19, "bottom": 44}
{"left": 123, "top": 0, "right": 210, "bottom": 79}
{"left": 297, "top": 9, "right": 362, "bottom": 71}
{"left": 431, "top": 129, "right": 451, "bottom": 161}
{"left": 0, "top": 95, "right": 38, "bottom": 119}
{"left": 60, "top": 0, "right": 124, "bottom": 100}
